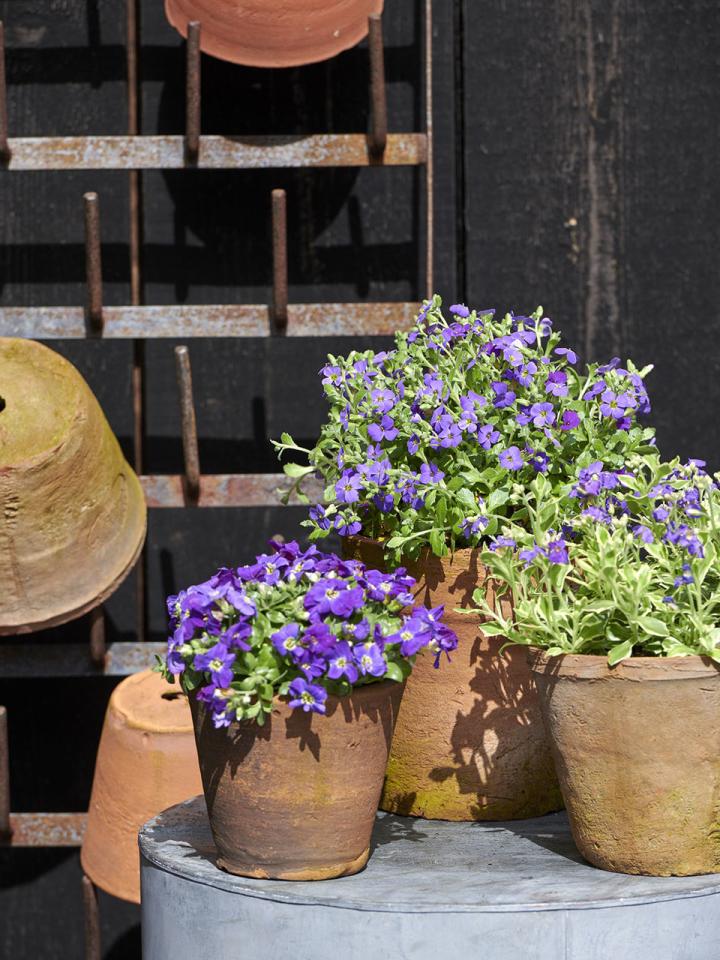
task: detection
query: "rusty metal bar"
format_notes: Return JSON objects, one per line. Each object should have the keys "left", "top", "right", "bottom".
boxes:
{"left": 82, "top": 875, "right": 101, "bottom": 960}
{"left": 0, "top": 643, "right": 166, "bottom": 679}
{"left": 88, "top": 606, "right": 106, "bottom": 668}
{"left": 185, "top": 21, "right": 201, "bottom": 162}
{"left": 0, "top": 707, "right": 10, "bottom": 839}
{"left": 271, "top": 189, "right": 288, "bottom": 331}
{"left": 175, "top": 346, "right": 201, "bottom": 503}
{"left": 2, "top": 812, "right": 86, "bottom": 847}
{"left": 0, "top": 22, "right": 9, "bottom": 160}
{"left": 1, "top": 133, "right": 426, "bottom": 170}
{"left": 83, "top": 192, "right": 104, "bottom": 332}
{"left": 425, "top": 0, "right": 434, "bottom": 297}
{"left": 140, "top": 471, "right": 324, "bottom": 508}
{"left": 127, "top": 0, "right": 147, "bottom": 644}
{"left": 368, "top": 14, "right": 388, "bottom": 158}
{"left": 0, "top": 301, "right": 419, "bottom": 339}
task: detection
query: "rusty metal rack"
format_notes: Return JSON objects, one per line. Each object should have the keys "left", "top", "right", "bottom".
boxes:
{"left": 0, "top": 0, "right": 434, "bottom": 878}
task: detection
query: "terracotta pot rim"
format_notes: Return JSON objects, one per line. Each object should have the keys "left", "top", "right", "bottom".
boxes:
{"left": 527, "top": 647, "right": 720, "bottom": 680}
{"left": 343, "top": 533, "right": 480, "bottom": 561}
{"left": 191, "top": 677, "right": 403, "bottom": 717}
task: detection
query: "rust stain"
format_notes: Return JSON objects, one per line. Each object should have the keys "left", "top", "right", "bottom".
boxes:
{"left": 3, "top": 134, "right": 428, "bottom": 171}
{"left": 6, "top": 812, "right": 87, "bottom": 847}
{"left": 0, "top": 301, "right": 419, "bottom": 339}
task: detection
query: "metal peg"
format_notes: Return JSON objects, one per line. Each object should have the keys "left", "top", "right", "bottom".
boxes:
{"left": 271, "top": 189, "right": 288, "bottom": 331}
{"left": 175, "top": 346, "right": 201, "bottom": 503}
{"left": 89, "top": 605, "right": 106, "bottom": 667}
{"left": 185, "top": 21, "right": 201, "bottom": 162}
{"left": 368, "top": 14, "right": 387, "bottom": 158}
{"left": 0, "top": 707, "right": 10, "bottom": 839}
{"left": 0, "top": 22, "right": 9, "bottom": 160}
{"left": 83, "top": 192, "right": 104, "bottom": 333}
{"left": 82, "top": 875, "right": 101, "bottom": 960}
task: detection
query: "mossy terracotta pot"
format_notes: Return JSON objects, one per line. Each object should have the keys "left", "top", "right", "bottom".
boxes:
{"left": 0, "top": 338, "right": 146, "bottom": 634}
{"left": 190, "top": 679, "right": 404, "bottom": 880}
{"left": 81, "top": 671, "right": 203, "bottom": 903}
{"left": 343, "top": 537, "right": 561, "bottom": 821}
{"left": 164, "top": 0, "right": 384, "bottom": 69}
{"left": 529, "top": 651, "right": 720, "bottom": 876}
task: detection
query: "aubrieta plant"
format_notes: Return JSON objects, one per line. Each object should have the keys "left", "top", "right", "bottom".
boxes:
{"left": 274, "top": 296, "right": 656, "bottom": 565}
{"left": 160, "top": 540, "right": 458, "bottom": 728}
{"left": 474, "top": 456, "right": 720, "bottom": 664}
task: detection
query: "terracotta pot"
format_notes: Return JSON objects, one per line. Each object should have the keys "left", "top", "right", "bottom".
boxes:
{"left": 190, "top": 679, "right": 404, "bottom": 879}
{"left": 164, "top": 0, "right": 383, "bottom": 69}
{"left": 343, "top": 537, "right": 561, "bottom": 821}
{"left": 0, "top": 338, "right": 146, "bottom": 635}
{"left": 81, "top": 671, "right": 203, "bottom": 902}
{"left": 529, "top": 651, "right": 720, "bottom": 876}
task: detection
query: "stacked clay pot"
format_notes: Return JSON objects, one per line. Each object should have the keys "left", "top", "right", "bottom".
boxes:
{"left": 164, "top": 0, "right": 384, "bottom": 68}
{"left": 82, "top": 671, "right": 203, "bottom": 902}
{"left": 343, "top": 537, "right": 562, "bottom": 821}
{"left": 0, "top": 338, "right": 146, "bottom": 634}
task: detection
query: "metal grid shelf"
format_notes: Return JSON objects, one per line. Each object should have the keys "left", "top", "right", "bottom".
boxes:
{"left": 0, "top": 3, "right": 434, "bottom": 920}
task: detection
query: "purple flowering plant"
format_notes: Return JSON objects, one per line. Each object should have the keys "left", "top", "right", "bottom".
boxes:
{"left": 160, "top": 540, "right": 458, "bottom": 728}
{"left": 274, "top": 297, "right": 655, "bottom": 564}
{"left": 473, "top": 456, "right": 720, "bottom": 664}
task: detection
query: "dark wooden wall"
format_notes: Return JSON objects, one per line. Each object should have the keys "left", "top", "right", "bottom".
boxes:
{"left": 0, "top": 1, "right": 718, "bottom": 956}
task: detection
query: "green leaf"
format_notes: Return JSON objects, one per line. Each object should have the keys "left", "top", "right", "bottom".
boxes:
{"left": 384, "top": 661, "right": 405, "bottom": 683}
{"left": 607, "top": 639, "right": 633, "bottom": 666}
{"left": 283, "top": 462, "right": 314, "bottom": 478}
{"left": 636, "top": 616, "right": 669, "bottom": 637}
{"left": 429, "top": 528, "right": 448, "bottom": 556}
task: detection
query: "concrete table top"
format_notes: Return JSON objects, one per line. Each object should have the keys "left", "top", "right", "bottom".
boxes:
{"left": 140, "top": 796, "right": 720, "bottom": 960}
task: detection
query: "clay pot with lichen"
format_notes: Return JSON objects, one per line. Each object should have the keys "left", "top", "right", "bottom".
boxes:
{"left": 529, "top": 650, "right": 720, "bottom": 877}
{"left": 190, "top": 679, "right": 403, "bottom": 880}
{"left": 164, "top": 0, "right": 384, "bottom": 68}
{"left": 0, "top": 338, "right": 146, "bottom": 635}
{"left": 343, "top": 537, "right": 562, "bottom": 821}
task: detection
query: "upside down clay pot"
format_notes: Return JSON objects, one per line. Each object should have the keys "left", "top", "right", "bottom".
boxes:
{"left": 190, "top": 680, "right": 404, "bottom": 880}
{"left": 81, "top": 671, "right": 203, "bottom": 902}
{"left": 343, "top": 537, "right": 561, "bottom": 821}
{"left": 164, "top": 0, "right": 384, "bottom": 69}
{"left": 0, "top": 338, "right": 146, "bottom": 634}
{"left": 529, "top": 651, "right": 720, "bottom": 876}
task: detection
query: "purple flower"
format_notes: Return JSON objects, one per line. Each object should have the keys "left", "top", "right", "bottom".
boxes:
{"left": 321, "top": 364, "right": 343, "bottom": 387}
{"left": 526, "top": 448, "right": 549, "bottom": 473}
{"left": 633, "top": 525, "right": 654, "bottom": 544}
{"left": 545, "top": 370, "right": 568, "bottom": 397}
{"left": 368, "top": 415, "right": 399, "bottom": 442}
{"left": 287, "top": 678, "right": 327, "bottom": 714}
{"left": 449, "top": 303, "right": 470, "bottom": 317}
{"left": 554, "top": 347, "right": 577, "bottom": 364}
{"left": 546, "top": 540, "right": 569, "bottom": 564}
{"left": 223, "top": 621, "right": 252, "bottom": 651}
{"left": 561, "top": 410, "right": 581, "bottom": 431}
{"left": 392, "top": 617, "right": 432, "bottom": 656}
{"left": 499, "top": 446, "right": 523, "bottom": 470}
{"left": 370, "top": 388, "right": 396, "bottom": 413}
{"left": 326, "top": 642, "right": 359, "bottom": 683}
{"left": 354, "top": 642, "right": 387, "bottom": 677}
{"left": 309, "top": 503, "right": 332, "bottom": 531}
{"left": 600, "top": 389, "right": 635, "bottom": 420}
{"left": 519, "top": 544, "right": 544, "bottom": 565}
{"left": 419, "top": 462, "right": 445, "bottom": 484}
{"left": 492, "top": 382, "right": 516, "bottom": 408}
{"left": 335, "top": 470, "right": 363, "bottom": 504}
{"left": 477, "top": 423, "right": 501, "bottom": 449}
{"left": 674, "top": 564, "right": 694, "bottom": 587}
{"left": 193, "top": 642, "right": 235, "bottom": 689}
{"left": 272, "top": 623, "right": 301, "bottom": 656}
{"left": 489, "top": 536, "right": 516, "bottom": 552}
{"left": 305, "top": 580, "right": 365, "bottom": 618}
{"left": 462, "top": 515, "right": 489, "bottom": 538}
{"left": 530, "top": 402, "right": 555, "bottom": 428}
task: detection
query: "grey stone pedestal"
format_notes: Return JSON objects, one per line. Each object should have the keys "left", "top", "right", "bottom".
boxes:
{"left": 140, "top": 796, "right": 720, "bottom": 960}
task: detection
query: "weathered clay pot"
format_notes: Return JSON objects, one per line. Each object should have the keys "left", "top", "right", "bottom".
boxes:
{"left": 81, "top": 671, "right": 203, "bottom": 902}
{"left": 164, "top": 0, "right": 383, "bottom": 69}
{"left": 0, "top": 338, "right": 146, "bottom": 634}
{"left": 190, "top": 679, "right": 404, "bottom": 879}
{"left": 529, "top": 651, "right": 720, "bottom": 876}
{"left": 343, "top": 537, "right": 561, "bottom": 821}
